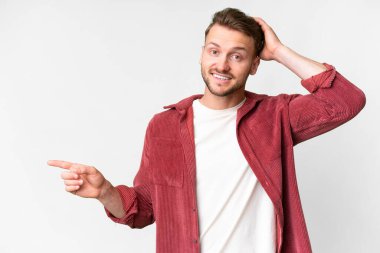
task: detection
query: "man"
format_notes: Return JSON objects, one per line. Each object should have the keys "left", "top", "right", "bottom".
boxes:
{"left": 48, "top": 8, "right": 365, "bottom": 253}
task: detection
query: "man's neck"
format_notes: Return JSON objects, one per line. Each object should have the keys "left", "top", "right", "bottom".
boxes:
{"left": 198, "top": 89, "right": 246, "bottom": 110}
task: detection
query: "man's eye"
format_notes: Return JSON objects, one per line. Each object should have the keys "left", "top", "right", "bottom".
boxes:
{"left": 231, "top": 54, "right": 241, "bottom": 61}
{"left": 210, "top": 49, "right": 218, "bottom": 55}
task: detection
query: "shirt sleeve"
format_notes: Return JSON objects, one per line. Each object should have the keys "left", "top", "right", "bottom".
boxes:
{"left": 104, "top": 119, "right": 155, "bottom": 228}
{"left": 289, "top": 63, "right": 366, "bottom": 145}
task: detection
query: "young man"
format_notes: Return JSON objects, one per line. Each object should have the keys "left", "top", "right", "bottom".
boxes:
{"left": 48, "top": 8, "right": 365, "bottom": 253}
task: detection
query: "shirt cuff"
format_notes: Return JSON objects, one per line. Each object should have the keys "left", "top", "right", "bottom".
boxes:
{"left": 301, "top": 63, "right": 336, "bottom": 93}
{"left": 104, "top": 185, "right": 137, "bottom": 224}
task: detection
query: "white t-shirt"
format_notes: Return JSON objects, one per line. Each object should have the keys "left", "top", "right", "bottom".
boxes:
{"left": 193, "top": 98, "right": 276, "bottom": 253}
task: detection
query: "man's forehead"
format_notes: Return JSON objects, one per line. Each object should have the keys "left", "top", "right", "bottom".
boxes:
{"left": 205, "top": 24, "right": 254, "bottom": 51}
{"left": 205, "top": 42, "right": 248, "bottom": 52}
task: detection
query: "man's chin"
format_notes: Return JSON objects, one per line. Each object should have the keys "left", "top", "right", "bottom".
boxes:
{"left": 207, "top": 85, "right": 236, "bottom": 97}
{"left": 202, "top": 74, "right": 244, "bottom": 97}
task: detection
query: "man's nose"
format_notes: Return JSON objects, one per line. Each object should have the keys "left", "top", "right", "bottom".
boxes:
{"left": 216, "top": 56, "right": 230, "bottom": 73}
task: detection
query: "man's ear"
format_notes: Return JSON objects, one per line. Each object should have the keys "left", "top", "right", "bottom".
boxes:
{"left": 249, "top": 56, "right": 260, "bottom": 75}
{"left": 199, "top": 46, "right": 205, "bottom": 65}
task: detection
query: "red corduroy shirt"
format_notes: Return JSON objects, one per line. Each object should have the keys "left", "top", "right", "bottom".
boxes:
{"left": 105, "top": 64, "right": 366, "bottom": 252}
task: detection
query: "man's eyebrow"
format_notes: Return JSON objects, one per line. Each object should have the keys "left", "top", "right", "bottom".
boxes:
{"left": 206, "top": 42, "right": 221, "bottom": 48}
{"left": 205, "top": 42, "right": 248, "bottom": 52}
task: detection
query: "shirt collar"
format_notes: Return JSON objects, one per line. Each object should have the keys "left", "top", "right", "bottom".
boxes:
{"left": 163, "top": 90, "right": 266, "bottom": 116}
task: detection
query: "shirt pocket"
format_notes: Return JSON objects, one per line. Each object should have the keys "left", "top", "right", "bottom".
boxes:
{"left": 150, "top": 137, "right": 184, "bottom": 188}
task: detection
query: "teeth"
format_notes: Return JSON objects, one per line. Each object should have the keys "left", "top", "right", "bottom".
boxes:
{"left": 213, "top": 73, "right": 231, "bottom": 80}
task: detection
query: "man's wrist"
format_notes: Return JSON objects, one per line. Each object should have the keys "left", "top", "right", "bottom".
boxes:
{"left": 272, "top": 44, "right": 290, "bottom": 64}
{"left": 97, "top": 180, "right": 115, "bottom": 204}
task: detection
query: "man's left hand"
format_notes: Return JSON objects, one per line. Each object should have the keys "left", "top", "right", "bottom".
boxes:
{"left": 253, "top": 17, "right": 284, "bottom": 61}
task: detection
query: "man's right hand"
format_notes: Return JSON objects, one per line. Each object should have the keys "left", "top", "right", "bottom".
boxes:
{"left": 48, "top": 160, "right": 126, "bottom": 218}
{"left": 47, "top": 160, "right": 110, "bottom": 200}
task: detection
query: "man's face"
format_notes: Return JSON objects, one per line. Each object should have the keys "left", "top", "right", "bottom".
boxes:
{"left": 200, "top": 24, "right": 259, "bottom": 97}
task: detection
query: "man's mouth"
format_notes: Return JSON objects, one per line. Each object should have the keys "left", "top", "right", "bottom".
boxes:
{"left": 212, "top": 73, "right": 232, "bottom": 81}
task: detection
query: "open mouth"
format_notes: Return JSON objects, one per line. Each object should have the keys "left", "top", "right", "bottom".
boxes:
{"left": 212, "top": 73, "right": 232, "bottom": 81}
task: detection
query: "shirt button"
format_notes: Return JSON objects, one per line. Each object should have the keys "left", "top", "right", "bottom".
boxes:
{"left": 193, "top": 239, "right": 198, "bottom": 244}
{"left": 192, "top": 208, "right": 196, "bottom": 212}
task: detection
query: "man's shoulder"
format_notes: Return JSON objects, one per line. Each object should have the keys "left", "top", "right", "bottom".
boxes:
{"left": 261, "top": 93, "right": 296, "bottom": 103}
{"left": 247, "top": 91, "right": 296, "bottom": 110}
{"left": 151, "top": 107, "right": 179, "bottom": 123}
{"left": 146, "top": 94, "right": 199, "bottom": 127}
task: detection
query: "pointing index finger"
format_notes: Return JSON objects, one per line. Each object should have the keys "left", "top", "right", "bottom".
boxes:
{"left": 47, "top": 160, "right": 73, "bottom": 170}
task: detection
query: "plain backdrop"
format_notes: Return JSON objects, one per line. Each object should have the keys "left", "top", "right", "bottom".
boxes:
{"left": 0, "top": 0, "right": 379, "bottom": 252}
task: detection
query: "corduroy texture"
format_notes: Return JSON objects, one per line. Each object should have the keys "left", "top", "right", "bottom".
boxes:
{"left": 105, "top": 63, "right": 366, "bottom": 253}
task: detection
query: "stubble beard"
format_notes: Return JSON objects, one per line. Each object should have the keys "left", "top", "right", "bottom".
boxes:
{"left": 200, "top": 65, "right": 249, "bottom": 97}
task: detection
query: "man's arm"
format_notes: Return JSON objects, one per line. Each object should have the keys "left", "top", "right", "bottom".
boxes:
{"left": 254, "top": 17, "right": 366, "bottom": 144}
{"left": 47, "top": 160, "right": 126, "bottom": 218}
{"left": 103, "top": 120, "right": 155, "bottom": 228}
{"left": 254, "top": 17, "right": 327, "bottom": 79}
{"left": 48, "top": 119, "right": 155, "bottom": 228}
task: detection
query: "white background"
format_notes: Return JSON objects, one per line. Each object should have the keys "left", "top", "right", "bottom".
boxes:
{"left": 0, "top": 0, "right": 379, "bottom": 252}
